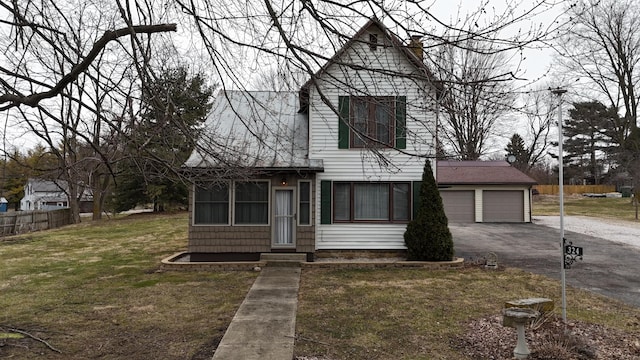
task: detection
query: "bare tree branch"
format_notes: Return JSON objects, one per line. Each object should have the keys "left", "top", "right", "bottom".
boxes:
{"left": 0, "top": 23, "right": 176, "bottom": 109}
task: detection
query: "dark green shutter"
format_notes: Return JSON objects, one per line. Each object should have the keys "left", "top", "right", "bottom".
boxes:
{"left": 395, "top": 96, "right": 407, "bottom": 149}
{"left": 412, "top": 181, "right": 422, "bottom": 220}
{"left": 338, "top": 96, "right": 350, "bottom": 149}
{"left": 320, "top": 180, "right": 332, "bottom": 224}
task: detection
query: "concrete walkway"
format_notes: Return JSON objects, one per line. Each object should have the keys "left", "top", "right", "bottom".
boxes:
{"left": 212, "top": 267, "right": 301, "bottom": 360}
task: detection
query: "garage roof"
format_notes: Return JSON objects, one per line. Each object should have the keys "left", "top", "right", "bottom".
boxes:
{"left": 437, "top": 161, "right": 537, "bottom": 185}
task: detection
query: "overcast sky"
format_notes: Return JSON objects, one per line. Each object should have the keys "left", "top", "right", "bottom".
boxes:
{"left": 1, "top": 0, "right": 567, "bottom": 156}
{"left": 430, "top": 0, "right": 565, "bottom": 85}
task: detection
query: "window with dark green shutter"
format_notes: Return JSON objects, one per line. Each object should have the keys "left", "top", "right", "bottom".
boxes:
{"left": 338, "top": 96, "right": 406, "bottom": 149}
{"left": 332, "top": 181, "right": 411, "bottom": 223}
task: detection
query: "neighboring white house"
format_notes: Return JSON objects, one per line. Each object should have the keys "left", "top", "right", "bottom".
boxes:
{"left": 20, "top": 178, "right": 93, "bottom": 212}
{"left": 183, "top": 18, "right": 439, "bottom": 259}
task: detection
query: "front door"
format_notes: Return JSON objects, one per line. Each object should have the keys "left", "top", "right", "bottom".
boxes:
{"left": 273, "top": 188, "right": 296, "bottom": 248}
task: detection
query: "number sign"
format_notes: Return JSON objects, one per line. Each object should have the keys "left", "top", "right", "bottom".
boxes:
{"left": 565, "top": 245, "right": 583, "bottom": 257}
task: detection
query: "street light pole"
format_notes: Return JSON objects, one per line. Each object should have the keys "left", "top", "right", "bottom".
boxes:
{"left": 551, "top": 87, "right": 567, "bottom": 322}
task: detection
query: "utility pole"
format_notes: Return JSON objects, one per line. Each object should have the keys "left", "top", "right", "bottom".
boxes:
{"left": 551, "top": 87, "right": 567, "bottom": 322}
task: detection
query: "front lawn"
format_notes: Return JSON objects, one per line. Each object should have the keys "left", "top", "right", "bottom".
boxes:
{"left": 294, "top": 267, "right": 640, "bottom": 359}
{"left": 1, "top": 211, "right": 639, "bottom": 359}
{"left": 0, "top": 212, "right": 256, "bottom": 359}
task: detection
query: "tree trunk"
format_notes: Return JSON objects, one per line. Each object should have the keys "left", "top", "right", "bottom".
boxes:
{"left": 92, "top": 171, "right": 111, "bottom": 221}
{"left": 67, "top": 182, "right": 82, "bottom": 224}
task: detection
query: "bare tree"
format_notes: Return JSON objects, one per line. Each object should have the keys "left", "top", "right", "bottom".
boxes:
{"left": 0, "top": 0, "right": 566, "bottom": 212}
{"left": 428, "top": 34, "right": 517, "bottom": 160}
{"left": 556, "top": 0, "right": 640, "bottom": 145}
{"left": 556, "top": 0, "right": 640, "bottom": 193}
{"left": 518, "top": 87, "right": 556, "bottom": 171}
{"left": 0, "top": 0, "right": 176, "bottom": 221}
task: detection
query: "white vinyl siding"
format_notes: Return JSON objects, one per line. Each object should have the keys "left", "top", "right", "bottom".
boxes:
{"left": 308, "top": 28, "right": 437, "bottom": 250}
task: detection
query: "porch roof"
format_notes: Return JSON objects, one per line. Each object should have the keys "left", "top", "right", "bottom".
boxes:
{"left": 184, "top": 91, "right": 322, "bottom": 170}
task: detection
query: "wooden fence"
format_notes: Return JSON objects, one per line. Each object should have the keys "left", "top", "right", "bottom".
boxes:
{"left": 533, "top": 184, "right": 617, "bottom": 195}
{"left": 0, "top": 208, "right": 72, "bottom": 237}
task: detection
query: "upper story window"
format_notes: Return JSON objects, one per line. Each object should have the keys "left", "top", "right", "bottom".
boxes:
{"left": 351, "top": 96, "right": 394, "bottom": 147}
{"left": 369, "top": 33, "right": 378, "bottom": 51}
{"left": 338, "top": 96, "right": 406, "bottom": 149}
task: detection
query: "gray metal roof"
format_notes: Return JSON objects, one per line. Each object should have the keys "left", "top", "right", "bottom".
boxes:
{"left": 28, "top": 178, "right": 66, "bottom": 192}
{"left": 184, "top": 91, "right": 321, "bottom": 170}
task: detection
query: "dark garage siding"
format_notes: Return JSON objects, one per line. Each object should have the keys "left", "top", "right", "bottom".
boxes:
{"left": 482, "top": 190, "right": 524, "bottom": 222}
{"left": 440, "top": 190, "right": 475, "bottom": 223}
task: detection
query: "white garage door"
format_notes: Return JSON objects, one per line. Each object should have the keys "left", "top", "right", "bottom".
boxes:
{"left": 483, "top": 190, "right": 524, "bottom": 222}
{"left": 440, "top": 190, "right": 475, "bottom": 223}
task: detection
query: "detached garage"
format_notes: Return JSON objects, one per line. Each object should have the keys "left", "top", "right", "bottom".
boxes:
{"left": 437, "top": 161, "right": 537, "bottom": 223}
{"left": 440, "top": 190, "right": 475, "bottom": 223}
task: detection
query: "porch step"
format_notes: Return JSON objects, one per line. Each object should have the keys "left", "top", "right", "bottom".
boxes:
{"left": 260, "top": 253, "right": 306, "bottom": 267}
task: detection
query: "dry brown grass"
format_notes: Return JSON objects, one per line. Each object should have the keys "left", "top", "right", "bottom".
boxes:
{"left": 294, "top": 265, "right": 640, "bottom": 359}
{"left": 0, "top": 212, "right": 257, "bottom": 359}
{"left": 533, "top": 194, "right": 640, "bottom": 221}
{"left": 2, "top": 211, "right": 640, "bottom": 359}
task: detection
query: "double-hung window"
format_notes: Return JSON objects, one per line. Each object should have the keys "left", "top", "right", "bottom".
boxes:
{"left": 338, "top": 96, "right": 406, "bottom": 149}
{"left": 333, "top": 182, "right": 410, "bottom": 223}
{"left": 351, "top": 97, "right": 394, "bottom": 147}
{"left": 194, "top": 183, "right": 230, "bottom": 225}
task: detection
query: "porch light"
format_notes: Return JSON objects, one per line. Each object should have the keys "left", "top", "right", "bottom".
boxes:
{"left": 280, "top": 178, "right": 288, "bottom": 186}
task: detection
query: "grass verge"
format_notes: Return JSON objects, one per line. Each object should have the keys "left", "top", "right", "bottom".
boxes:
{"left": 0, "top": 212, "right": 256, "bottom": 359}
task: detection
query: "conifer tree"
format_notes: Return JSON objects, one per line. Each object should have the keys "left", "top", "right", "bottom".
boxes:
{"left": 111, "top": 67, "right": 213, "bottom": 212}
{"left": 564, "top": 101, "right": 616, "bottom": 184}
{"left": 404, "top": 159, "right": 454, "bottom": 261}
{"left": 505, "top": 133, "right": 529, "bottom": 170}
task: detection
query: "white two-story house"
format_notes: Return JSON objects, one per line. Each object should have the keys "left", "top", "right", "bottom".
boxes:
{"left": 183, "top": 18, "right": 439, "bottom": 261}
{"left": 20, "top": 178, "right": 94, "bottom": 212}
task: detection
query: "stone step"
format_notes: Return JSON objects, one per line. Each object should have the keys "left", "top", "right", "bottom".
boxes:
{"left": 260, "top": 253, "right": 306, "bottom": 267}
{"left": 264, "top": 260, "right": 303, "bottom": 268}
{"left": 260, "top": 253, "right": 307, "bottom": 262}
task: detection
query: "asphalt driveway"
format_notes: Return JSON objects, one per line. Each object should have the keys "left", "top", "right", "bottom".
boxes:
{"left": 450, "top": 221, "right": 640, "bottom": 308}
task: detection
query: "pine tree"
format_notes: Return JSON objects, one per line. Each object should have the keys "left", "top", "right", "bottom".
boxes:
{"left": 112, "top": 67, "right": 214, "bottom": 212}
{"left": 564, "top": 101, "right": 617, "bottom": 184}
{"left": 404, "top": 159, "right": 454, "bottom": 261}
{"left": 505, "top": 133, "right": 529, "bottom": 170}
